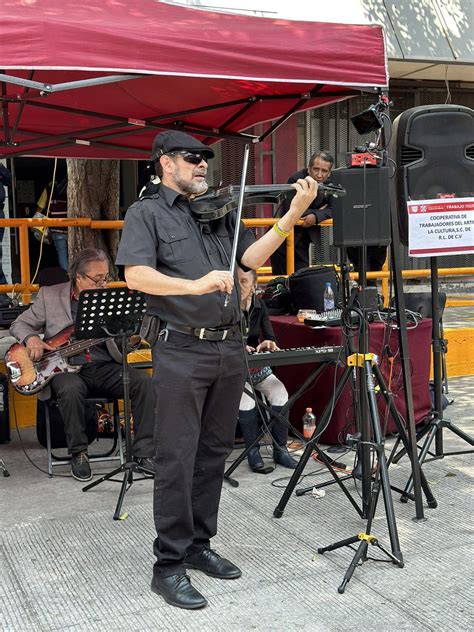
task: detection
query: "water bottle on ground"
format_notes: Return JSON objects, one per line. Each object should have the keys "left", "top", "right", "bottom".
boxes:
{"left": 323, "top": 282, "right": 335, "bottom": 311}
{"left": 302, "top": 407, "right": 317, "bottom": 439}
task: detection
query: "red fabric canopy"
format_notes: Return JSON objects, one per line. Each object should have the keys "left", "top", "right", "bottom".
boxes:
{"left": 0, "top": 0, "right": 388, "bottom": 159}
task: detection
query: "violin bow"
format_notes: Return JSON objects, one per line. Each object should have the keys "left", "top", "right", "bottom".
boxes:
{"left": 224, "top": 143, "right": 250, "bottom": 307}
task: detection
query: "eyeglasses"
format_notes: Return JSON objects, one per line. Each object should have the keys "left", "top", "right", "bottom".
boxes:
{"left": 83, "top": 273, "right": 111, "bottom": 286}
{"left": 166, "top": 151, "right": 210, "bottom": 165}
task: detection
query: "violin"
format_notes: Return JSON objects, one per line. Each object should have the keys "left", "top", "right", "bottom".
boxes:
{"left": 190, "top": 183, "right": 346, "bottom": 222}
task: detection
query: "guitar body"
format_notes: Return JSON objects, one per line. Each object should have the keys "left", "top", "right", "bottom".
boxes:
{"left": 6, "top": 325, "right": 81, "bottom": 395}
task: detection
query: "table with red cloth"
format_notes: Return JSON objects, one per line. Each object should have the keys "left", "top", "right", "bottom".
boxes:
{"left": 269, "top": 316, "right": 432, "bottom": 445}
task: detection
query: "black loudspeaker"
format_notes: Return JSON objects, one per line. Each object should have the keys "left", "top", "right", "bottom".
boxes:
{"left": 330, "top": 166, "right": 390, "bottom": 247}
{"left": 391, "top": 104, "right": 474, "bottom": 245}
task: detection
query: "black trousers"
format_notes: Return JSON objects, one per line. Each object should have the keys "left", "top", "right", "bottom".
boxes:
{"left": 152, "top": 331, "right": 246, "bottom": 578}
{"left": 271, "top": 227, "right": 314, "bottom": 275}
{"left": 346, "top": 246, "right": 387, "bottom": 287}
{"left": 51, "top": 362, "right": 155, "bottom": 456}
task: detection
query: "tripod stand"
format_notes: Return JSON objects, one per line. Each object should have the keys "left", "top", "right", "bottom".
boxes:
{"left": 275, "top": 250, "right": 435, "bottom": 512}
{"left": 277, "top": 129, "right": 438, "bottom": 587}
{"left": 314, "top": 223, "right": 410, "bottom": 587}
{"left": 392, "top": 258, "right": 474, "bottom": 496}
{"left": 318, "top": 352, "right": 405, "bottom": 592}
{"left": 76, "top": 288, "right": 154, "bottom": 520}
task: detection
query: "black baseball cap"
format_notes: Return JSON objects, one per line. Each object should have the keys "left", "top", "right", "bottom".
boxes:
{"left": 151, "top": 131, "right": 215, "bottom": 161}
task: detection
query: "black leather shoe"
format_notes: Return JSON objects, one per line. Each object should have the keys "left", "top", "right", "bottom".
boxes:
{"left": 151, "top": 573, "right": 207, "bottom": 609}
{"left": 71, "top": 451, "right": 92, "bottom": 482}
{"left": 185, "top": 548, "right": 242, "bottom": 579}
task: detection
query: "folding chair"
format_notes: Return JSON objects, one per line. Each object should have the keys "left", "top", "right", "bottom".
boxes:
{"left": 40, "top": 396, "right": 124, "bottom": 477}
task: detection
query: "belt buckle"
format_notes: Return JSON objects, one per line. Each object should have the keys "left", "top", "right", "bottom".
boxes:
{"left": 221, "top": 329, "right": 228, "bottom": 341}
{"left": 198, "top": 328, "right": 206, "bottom": 340}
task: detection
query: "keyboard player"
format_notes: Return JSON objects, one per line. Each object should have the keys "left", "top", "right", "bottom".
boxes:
{"left": 238, "top": 268, "right": 298, "bottom": 474}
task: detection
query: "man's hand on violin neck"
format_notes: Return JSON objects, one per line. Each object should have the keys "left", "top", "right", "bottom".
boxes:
{"left": 289, "top": 176, "right": 318, "bottom": 216}
{"left": 192, "top": 270, "right": 234, "bottom": 296}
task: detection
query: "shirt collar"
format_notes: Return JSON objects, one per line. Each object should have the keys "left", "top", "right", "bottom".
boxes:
{"left": 160, "top": 183, "right": 189, "bottom": 208}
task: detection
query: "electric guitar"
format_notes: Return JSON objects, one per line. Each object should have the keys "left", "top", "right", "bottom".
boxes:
{"left": 5, "top": 325, "right": 110, "bottom": 395}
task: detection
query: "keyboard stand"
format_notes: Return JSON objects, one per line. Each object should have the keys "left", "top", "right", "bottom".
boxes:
{"left": 224, "top": 361, "right": 332, "bottom": 486}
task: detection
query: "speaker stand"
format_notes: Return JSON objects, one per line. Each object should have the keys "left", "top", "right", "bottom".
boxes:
{"left": 393, "top": 258, "right": 474, "bottom": 498}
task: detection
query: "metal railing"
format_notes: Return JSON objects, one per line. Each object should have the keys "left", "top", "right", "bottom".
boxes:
{"left": 1, "top": 217, "right": 472, "bottom": 305}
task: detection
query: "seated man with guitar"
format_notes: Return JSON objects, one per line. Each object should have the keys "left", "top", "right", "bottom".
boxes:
{"left": 8, "top": 248, "right": 155, "bottom": 482}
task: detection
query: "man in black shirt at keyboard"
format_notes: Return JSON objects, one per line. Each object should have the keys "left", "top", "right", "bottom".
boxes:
{"left": 116, "top": 130, "right": 318, "bottom": 610}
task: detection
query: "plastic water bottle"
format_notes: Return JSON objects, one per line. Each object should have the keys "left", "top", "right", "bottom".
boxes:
{"left": 323, "top": 282, "right": 335, "bottom": 311}
{"left": 302, "top": 407, "right": 317, "bottom": 439}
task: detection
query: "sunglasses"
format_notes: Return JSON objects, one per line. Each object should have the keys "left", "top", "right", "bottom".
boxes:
{"left": 166, "top": 151, "right": 210, "bottom": 165}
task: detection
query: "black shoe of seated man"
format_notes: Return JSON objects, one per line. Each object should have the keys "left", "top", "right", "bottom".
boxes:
{"left": 151, "top": 573, "right": 207, "bottom": 610}
{"left": 134, "top": 456, "right": 155, "bottom": 474}
{"left": 71, "top": 451, "right": 92, "bottom": 482}
{"left": 185, "top": 548, "right": 242, "bottom": 579}
{"left": 274, "top": 445, "right": 298, "bottom": 469}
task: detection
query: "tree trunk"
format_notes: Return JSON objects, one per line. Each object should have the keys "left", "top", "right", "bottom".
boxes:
{"left": 66, "top": 159, "right": 120, "bottom": 276}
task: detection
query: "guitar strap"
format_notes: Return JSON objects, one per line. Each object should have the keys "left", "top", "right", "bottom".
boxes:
{"left": 105, "top": 339, "right": 123, "bottom": 363}
{"left": 105, "top": 337, "right": 142, "bottom": 363}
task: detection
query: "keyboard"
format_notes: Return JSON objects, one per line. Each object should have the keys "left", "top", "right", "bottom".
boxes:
{"left": 247, "top": 345, "right": 343, "bottom": 368}
{"left": 304, "top": 309, "right": 359, "bottom": 327}
{"left": 130, "top": 346, "right": 343, "bottom": 371}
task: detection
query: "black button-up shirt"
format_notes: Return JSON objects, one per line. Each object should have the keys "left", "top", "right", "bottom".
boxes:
{"left": 116, "top": 184, "right": 255, "bottom": 328}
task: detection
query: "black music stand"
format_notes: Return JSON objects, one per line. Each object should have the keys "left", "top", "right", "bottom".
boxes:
{"left": 76, "top": 288, "right": 153, "bottom": 520}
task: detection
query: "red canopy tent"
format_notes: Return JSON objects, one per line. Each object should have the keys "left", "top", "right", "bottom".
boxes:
{"left": 0, "top": 0, "right": 388, "bottom": 159}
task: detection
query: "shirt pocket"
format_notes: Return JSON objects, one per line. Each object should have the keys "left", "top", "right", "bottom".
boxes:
{"left": 213, "top": 227, "right": 233, "bottom": 262}
{"left": 157, "top": 224, "right": 193, "bottom": 263}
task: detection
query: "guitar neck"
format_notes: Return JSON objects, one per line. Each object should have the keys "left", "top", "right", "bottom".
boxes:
{"left": 58, "top": 337, "right": 110, "bottom": 359}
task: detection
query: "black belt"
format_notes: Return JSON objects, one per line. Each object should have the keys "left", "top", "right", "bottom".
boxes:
{"left": 165, "top": 322, "right": 239, "bottom": 341}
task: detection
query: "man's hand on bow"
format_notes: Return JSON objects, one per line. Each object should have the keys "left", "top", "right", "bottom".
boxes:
{"left": 192, "top": 270, "right": 234, "bottom": 295}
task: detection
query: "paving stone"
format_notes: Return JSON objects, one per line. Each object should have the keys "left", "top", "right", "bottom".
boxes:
{"left": 0, "top": 376, "right": 473, "bottom": 631}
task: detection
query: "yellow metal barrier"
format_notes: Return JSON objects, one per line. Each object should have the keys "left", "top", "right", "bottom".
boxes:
{"left": 1, "top": 217, "right": 473, "bottom": 305}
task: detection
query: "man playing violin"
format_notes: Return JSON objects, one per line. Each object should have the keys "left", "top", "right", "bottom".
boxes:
{"left": 116, "top": 130, "right": 318, "bottom": 610}
{"left": 271, "top": 150, "right": 334, "bottom": 275}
